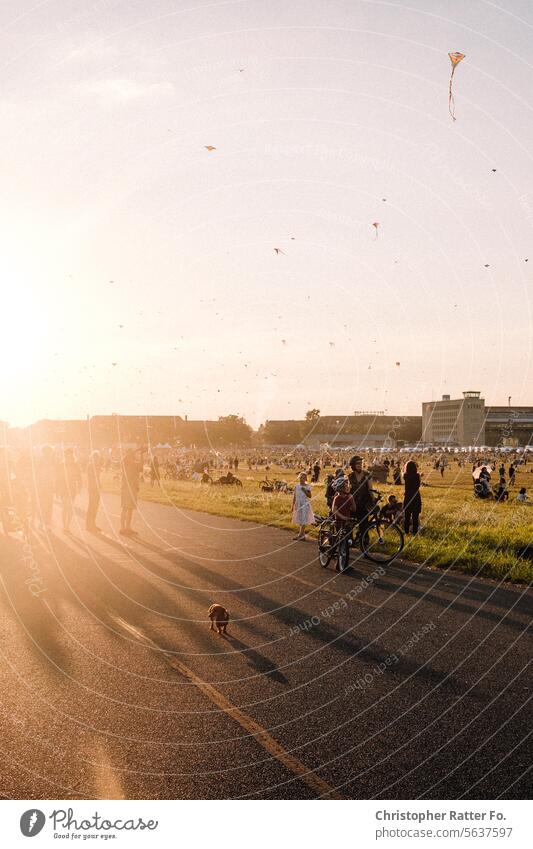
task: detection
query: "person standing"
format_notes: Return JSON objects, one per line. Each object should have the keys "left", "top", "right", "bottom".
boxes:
{"left": 509, "top": 463, "right": 516, "bottom": 486}
{"left": 36, "top": 445, "right": 56, "bottom": 530}
{"left": 403, "top": 460, "right": 422, "bottom": 535}
{"left": 291, "top": 472, "right": 314, "bottom": 540}
{"left": 348, "top": 455, "right": 375, "bottom": 536}
{"left": 86, "top": 450, "right": 102, "bottom": 532}
{"left": 149, "top": 454, "right": 160, "bottom": 487}
{"left": 120, "top": 447, "right": 144, "bottom": 536}
{"left": 57, "top": 448, "right": 82, "bottom": 533}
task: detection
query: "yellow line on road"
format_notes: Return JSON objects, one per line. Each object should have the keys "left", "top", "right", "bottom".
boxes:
{"left": 111, "top": 616, "right": 343, "bottom": 800}
{"left": 92, "top": 742, "right": 126, "bottom": 800}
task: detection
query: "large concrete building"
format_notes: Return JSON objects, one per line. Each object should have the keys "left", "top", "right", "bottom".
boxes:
{"left": 259, "top": 414, "right": 422, "bottom": 447}
{"left": 484, "top": 406, "right": 533, "bottom": 447}
{"left": 422, "top": 391, "right": 486, "bottom": 446}
{"left": 422, "top": 392, "right": 533, "bottom": 447}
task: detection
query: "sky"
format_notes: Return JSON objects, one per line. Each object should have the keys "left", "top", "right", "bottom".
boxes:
{"left": 1, "top": 0, "right": 532, "bottom": 428}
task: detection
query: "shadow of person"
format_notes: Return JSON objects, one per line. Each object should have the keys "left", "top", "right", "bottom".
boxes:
{"left": 220, "top": 633, "right": 289, "bottom": 685}
{"left": 0, "top": 530, "right": 71, "bottom": 677}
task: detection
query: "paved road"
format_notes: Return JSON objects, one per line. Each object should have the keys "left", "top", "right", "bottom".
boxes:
{"left": 0, "top": 493, "right": 531, "bottom": 799}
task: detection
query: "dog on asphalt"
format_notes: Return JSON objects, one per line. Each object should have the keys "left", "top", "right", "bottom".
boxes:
{"left": 208, "top": 604, "right": 230, "bottom": 634}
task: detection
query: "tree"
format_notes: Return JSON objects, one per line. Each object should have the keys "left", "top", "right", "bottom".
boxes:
{"left": 216, "top": 415, "right": 252, "bottom": 445}
{"left": 305, "top": 408, "right": 320, "bottom": 422}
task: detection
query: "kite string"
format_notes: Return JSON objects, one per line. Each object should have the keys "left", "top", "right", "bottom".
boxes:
{"left": 449, "top": 65, "right": 457, "bottom": 121}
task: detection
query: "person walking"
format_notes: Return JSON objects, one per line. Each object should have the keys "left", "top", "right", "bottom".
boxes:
{"left": 291, "top": 472, "right": 314, "bottom": 540}
{"left": 86, "top": 450, "right": 102, "bottom": 532}
{"left": 120, "top": 447, "right": 144, "bottom": 536}
{"left": 403, "top": 460, "right": 422, "bottom": 535}
{"left": 57, "top": 448, "right": 82, "bottom": 533}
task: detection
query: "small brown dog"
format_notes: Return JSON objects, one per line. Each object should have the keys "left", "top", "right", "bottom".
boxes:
{"left": 208, "top": 603, "right": 230, "bottom": 634}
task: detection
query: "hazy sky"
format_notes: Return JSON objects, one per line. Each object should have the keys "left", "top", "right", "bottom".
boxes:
{"left": 1, "top": 0, "right": 532, "bottom": 427}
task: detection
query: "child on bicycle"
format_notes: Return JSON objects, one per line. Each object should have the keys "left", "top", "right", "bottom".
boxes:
{"left": 331, "top": 479, "right": 356, "bottom": 530}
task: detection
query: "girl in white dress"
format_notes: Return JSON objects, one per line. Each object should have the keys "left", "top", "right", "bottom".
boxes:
{"left": 292, "top": 472, "right": 314, "bottom": 540}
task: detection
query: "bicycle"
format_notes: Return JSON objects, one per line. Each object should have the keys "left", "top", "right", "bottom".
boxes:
{"left": 316, "top": 492, "right": 404, "bottom": 570}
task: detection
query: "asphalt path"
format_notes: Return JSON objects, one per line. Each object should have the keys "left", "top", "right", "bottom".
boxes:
{"left": 0, "top": 492, "right": 531, "bottom": 799}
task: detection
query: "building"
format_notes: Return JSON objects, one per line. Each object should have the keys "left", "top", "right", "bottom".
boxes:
{"left": 422, "top": 392, "right": 485, "bottom": 446}
{"left": 303, "top": 431, "right": 390, "bottom": 449}
{"left": 484, "top": 406, "right": 533, "bottom": 447}
{"left": 259, "top": 414, "right": 422, "bottom": 447}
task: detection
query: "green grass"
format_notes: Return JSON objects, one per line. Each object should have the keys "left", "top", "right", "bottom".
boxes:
{"left": 102, "top": 464, "right": 533, "bottom": 584}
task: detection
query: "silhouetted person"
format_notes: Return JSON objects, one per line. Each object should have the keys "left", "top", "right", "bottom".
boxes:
{"left": 36, "top": 445, "right": 56, "bottom": 529}
{"left": 348, "top": 456, "right": 374, "bottom": 536}
{"left": 57, "top": 448, "right": 81, "bottom": 533}
{"left": 403, "top": 460, "right": 422, "bottom": 534}
{"left": 120, "top": 447, "right": 144, "bottom": 536}
{"left": 86, "top": 450, "right": 102, "bottom": 532}
{"left": 149, "top": 455, "right": 160, "bottom": 487}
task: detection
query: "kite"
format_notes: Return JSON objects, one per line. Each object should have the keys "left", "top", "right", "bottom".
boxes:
{"left": 205, "top": 145, "right": 216, "bottom": 151}
{"left": 274, "top": 247, "right": 285, "bottom": 255}
{"left": 372, "top": 222, "right": 379, "bottom": 239}
{"left": 395, "top": 362, "right": 400, "bottom": 366}
{"left": 448, "top": 52, "right": 465, "bottom": 121}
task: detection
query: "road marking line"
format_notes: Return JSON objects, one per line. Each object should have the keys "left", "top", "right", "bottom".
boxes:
{"left": 92, "top": 742, "right": 126, "bottom": 800}
{"left": 110, "top": 616, "right": 343, "bottom": 800}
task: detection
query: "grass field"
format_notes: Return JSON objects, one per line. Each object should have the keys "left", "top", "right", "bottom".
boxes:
{"left": 102, "top": 463, "right": 533, "bottom": 584}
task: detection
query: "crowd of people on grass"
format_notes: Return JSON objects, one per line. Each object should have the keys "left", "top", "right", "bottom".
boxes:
{"left": 0, "top": 441, "right": 529, "bottom": 542}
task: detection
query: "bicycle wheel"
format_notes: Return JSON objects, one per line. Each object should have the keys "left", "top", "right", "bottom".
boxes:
{"left": 362, "top": 521, "right": 404, "bottom": 564}
{"left": 337, "top": 537, "right": 350, "bottom": 572}
{"left": 318, "top": 522, "right": 335, "bottom": 568}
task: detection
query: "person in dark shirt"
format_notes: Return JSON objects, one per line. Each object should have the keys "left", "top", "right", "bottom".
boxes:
{"left": 494, "top": 477, "right": 509, "bottom": 502}
{"left": 381, "top": 494, "right": 402, "bottom": 523}
{"left": 348, "top": 456, "right": 375, "bottom": 534}
{"left": 326, "top": 469, "right": 345, "bottom": 509}
{"left": 403, "top": 460, "right": 422, "bottom": 534}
